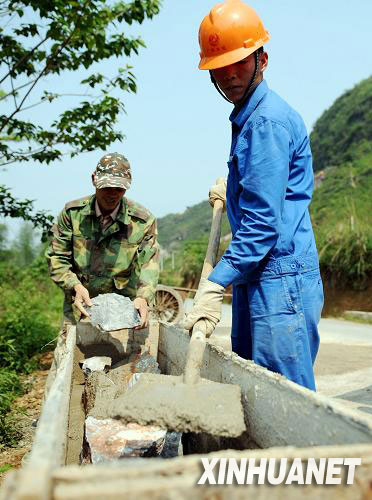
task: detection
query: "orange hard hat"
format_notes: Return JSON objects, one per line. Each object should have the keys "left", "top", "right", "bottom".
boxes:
{"left": 198, "top": 0, "right": 270, "bottom": 70}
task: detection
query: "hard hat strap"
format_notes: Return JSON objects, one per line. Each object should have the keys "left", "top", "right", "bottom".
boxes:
{"left": 237, "top": 50, "right": 260, "bottom": 109}
{"left": 210, "top": 50, "right": 260, "bottom": 107}
{"left": 210, "top": 73, "right": 234, "bottom": 103}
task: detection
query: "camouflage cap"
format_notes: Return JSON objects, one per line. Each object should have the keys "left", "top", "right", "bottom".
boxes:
{"left": 95, "top": 153, "right": 132, "bottom": 190}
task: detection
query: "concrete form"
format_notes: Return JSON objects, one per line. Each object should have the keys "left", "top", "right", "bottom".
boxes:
{"left": 158, "top": 324, "right": 372, "bottom": 451}
{"left": 2, "top": 322, "right": 372, "bottom": 499}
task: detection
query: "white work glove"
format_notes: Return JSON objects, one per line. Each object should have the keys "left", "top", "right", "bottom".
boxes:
{"left": 181, "top": 277, "right": 225, "bottom": 338}
{"left": 209, "top": 178, "right": 227, "bottom": 211}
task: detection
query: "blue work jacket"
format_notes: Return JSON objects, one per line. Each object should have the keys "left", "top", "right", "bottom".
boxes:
{"left": 209, "top": 80, "right": 318, "bottom": 288}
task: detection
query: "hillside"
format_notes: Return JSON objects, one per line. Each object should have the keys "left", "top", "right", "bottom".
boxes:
{"left": 310, "top": 76, "right": 372, "bottom": 284}
{"left": 157, "top": 200, "right": 230, "bottom": 251}
{"left": 310, "top": 76, "right": 372, "bottom": 171}
{"left": 158, "top": 76, "right": 372, "bottom": 289}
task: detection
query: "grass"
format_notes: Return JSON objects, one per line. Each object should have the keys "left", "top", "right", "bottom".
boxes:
{"left": 310, "top": 152, "right": 372, "bottom": 287}
{"left": 0, "top": 257, "right": 63, "bottom": 447}
{"left": 342, "top": 313, "right": 372, "bottom": 325}
{"left": 0, "top": 464, "right": 12, "bottom": 474}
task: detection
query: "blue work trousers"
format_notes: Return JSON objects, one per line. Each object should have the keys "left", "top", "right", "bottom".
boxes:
{"left": 231, "top": 255, "right": 324, "bottom": 391}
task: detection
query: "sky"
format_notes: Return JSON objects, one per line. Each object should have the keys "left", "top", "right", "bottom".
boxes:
{"left": 1, "top": 0, "right": 372, "bottom": 238}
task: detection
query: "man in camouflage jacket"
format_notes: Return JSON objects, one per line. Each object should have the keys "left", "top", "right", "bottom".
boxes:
{"left": 46, "top": 153, "right": 159, "bottom": 327}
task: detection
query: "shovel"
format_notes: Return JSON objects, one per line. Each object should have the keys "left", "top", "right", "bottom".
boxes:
{"left": 109, "top": 179, "right": 246, "bottom": 437}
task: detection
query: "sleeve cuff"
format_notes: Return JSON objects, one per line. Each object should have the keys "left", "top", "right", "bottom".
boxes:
{"left": 208, "top": 259, "right": 242, "bottom": 288}
{"left": 136, "top": 287, "right": 155, "bottom": 306}
{"left": 64, "top": 276, "right": 81, "bottom": 290}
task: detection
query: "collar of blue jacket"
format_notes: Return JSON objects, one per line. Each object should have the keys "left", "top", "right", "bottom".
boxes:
{"left": 230, "top": 80, "right": 268, "bottom": 130}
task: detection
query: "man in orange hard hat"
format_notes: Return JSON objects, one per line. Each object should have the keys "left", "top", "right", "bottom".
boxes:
{"left": 183, "top": 0, "right": 324, "bottom": 390}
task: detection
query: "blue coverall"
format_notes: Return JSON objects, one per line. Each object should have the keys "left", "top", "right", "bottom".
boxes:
{"left": 209, "top": 80, "right": 324, "bottom": 390}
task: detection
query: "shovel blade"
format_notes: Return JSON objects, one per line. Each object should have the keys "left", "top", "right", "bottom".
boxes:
{"left": 109, "top": 373, "right": 246, "bottom": 438}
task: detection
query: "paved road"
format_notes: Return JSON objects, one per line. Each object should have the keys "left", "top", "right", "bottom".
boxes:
{"left": 314, "top": 319, "right": 372, "bottom": 415}
{"left": 184, "top": 299, "right": 372, "bottom": 415}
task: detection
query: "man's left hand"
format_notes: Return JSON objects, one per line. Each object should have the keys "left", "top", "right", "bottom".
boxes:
{"left": 209, "top": 178, "right": 227, "bottom": 211}
{"left": 181, "top": 278, "right": 225, "bottom": 337}
{"left": 133, "top": 297, "right": 149, "bottom": 329}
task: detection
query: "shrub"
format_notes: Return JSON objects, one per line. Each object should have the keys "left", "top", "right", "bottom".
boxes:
{"left": 0, "top": 257, "right": 62, "bottom": 446}
{"left": 0, "top": 369, "right": 23, "bottom": 447}
{"left": 0, "top": 261, "right": 60, "bottom": 372}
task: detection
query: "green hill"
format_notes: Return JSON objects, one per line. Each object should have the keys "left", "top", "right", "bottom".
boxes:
{"left": 310, "top": 76, "right": 372, "bottom": 284}
{"left": 157, "top": 200, "right": 230, "bottom": 251}
{"left": 310, "top": 76, "right": 372, "bottom": 171}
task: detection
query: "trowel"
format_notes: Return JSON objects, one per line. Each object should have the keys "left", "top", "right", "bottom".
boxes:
{"left": 109, "top": 179, "right": 246, "bottom": 437}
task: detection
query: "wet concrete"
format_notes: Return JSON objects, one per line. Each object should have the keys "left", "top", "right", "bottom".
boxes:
{"left": 86, "top": 359, "right": 138, "bottom": 419}
{"left": 109, "top": 373, "right": 245, "bottom": 437}
{"left": 66, "top": 345, "right": 85, "bottom": 465}
{"left": 83, "top": 350, "right": 162, "bottom": 417}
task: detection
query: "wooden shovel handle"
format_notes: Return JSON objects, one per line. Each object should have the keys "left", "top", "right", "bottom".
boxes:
{"left": 183, "top": 179, "right": 225, "bottom": 384}
{"left": 183, "top": 320, "right": 208, "bottom": 384}
{"left": 201, "top": 198, "right": 224, "bottom": 279}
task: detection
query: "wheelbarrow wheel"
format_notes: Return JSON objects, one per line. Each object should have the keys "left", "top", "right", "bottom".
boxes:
{"left": 153, "top": 285, "right": 184, "bottom": 325}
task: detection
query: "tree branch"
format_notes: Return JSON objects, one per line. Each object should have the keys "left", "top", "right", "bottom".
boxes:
{"left": 16, "top": 93, "right": 97, "bottom": 113}
{"left": 0, "top": 2, "right": 90, "bottom": 133}
{"left": 3, "top": 11, "right": 16, "bottom": 28}
{"left": 0, "top": 35, "right": 49, "bottom": 85}
{"left": 0, "top": 146, "right": 48, "bottom": 167}
{"left": 7, "top": 58, "right": 18, "bottom": 109}
{"left": 0, "top": 145, "right": 75, "bottom": 167}
{"left": 0, "top": 78, "right": 38, "bottom": 101}
{"left": 1, "top": 45, "right": 72, "bottom": 133}
{"left": 0, "top": 184, "right": 54, "bottom": 235}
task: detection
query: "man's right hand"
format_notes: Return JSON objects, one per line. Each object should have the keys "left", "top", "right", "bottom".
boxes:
{"left": 73, "top": 284, "right": 93, "bottom": 317}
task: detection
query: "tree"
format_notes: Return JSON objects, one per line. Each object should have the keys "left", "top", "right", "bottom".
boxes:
{"left": 0, "top": 222, "right": 7, "bottom": 251}
{"left": 12, "top": 221, "right": 39, "bottom": 266}
{"left": 180, "top": 238, "right": 208, "bottom": 289}
{"left": 0, "top": 0, "right": 161, "bottom": 233}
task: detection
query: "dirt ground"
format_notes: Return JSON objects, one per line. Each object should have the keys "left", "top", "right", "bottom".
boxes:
{"left": 0, "top": 352, "right": 53, "bottom": 484}
{"left": 322, "top": 279, "right": 372, "bottom": 316}
{"left": 314, "top": 343, "right": 372, "bottom": 376}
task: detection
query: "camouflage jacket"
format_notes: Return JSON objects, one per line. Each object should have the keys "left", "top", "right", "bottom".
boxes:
{"left": 46, "top": 195, "right": 159, "bottom": 318}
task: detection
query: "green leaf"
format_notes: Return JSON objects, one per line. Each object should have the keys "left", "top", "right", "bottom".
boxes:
{"left": 0, "top": 0, "right": 161, "bottom": 223}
